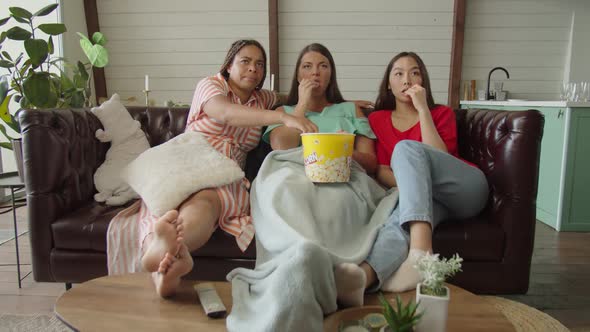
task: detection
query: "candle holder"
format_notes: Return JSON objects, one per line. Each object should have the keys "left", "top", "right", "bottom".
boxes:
{"left": 142, "top": 89, "right": 151, "bottom": 107}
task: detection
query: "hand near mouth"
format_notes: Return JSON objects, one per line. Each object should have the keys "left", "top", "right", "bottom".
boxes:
{"left": 296, "top": 78, "right": 320, "bottom": 113}
{"left": 403, "top": 84, "right": 429, "bottom": 113}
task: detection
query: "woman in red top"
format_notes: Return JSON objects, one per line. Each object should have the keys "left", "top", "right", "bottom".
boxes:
{"left": 336, "top": 52, "right": 489, "bottom": 303}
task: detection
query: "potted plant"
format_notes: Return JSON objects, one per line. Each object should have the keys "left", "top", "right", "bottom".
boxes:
{"left": 0, "top": 3, "right": 108, "bottom": 179}
{"left": 414, "top": 253, "right": 463, "bottom": 332}
{"left": 378, "top": 293, "right": 422, "bottom": 332}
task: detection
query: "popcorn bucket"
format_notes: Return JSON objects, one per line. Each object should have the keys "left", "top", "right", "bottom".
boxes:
{"left": 300, "top": 133, "right": 355, "bottom": 183}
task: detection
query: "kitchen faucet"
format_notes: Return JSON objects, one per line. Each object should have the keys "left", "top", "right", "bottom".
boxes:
{"left": 486, "top": 67, "right": 510, "bottom": 100}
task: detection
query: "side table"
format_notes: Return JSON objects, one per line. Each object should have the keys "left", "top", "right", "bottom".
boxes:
{"left": 0, "top": 172, "right": 27, "bottom": 288}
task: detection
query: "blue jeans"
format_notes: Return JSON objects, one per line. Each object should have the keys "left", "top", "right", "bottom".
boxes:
{"left": 365, "top": 140, "right": 489, "bottom": 291}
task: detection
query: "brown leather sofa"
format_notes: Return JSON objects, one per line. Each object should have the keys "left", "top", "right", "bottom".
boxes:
{"left": 20, "top": 106, "right": 543, "bottom": 294}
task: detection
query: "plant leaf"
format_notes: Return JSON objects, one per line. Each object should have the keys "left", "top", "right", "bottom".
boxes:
{"left": 0, "top": 76, "right": 8, "bottom": 101}
{"left": 76, "top": 32, "right": 90, "bottom": 43}
{"left": 0, "top": 124, "right": 17, "bottom": 144}
{"left": 34, "top": 4, "right": 59, "bottom": 17}
{"left": 92, "top": 32, "right": 107, "bottom": 46}
{"left": 9, "top": 7, "right": 33, "bottom": 20}
{"left": 0, "top": 94, "right": 16, "bottom": 128}
{"left": 0, "top": 60, "right": 12, "bottom": 68}
{"left": 77, "top": 61, "right": 89, "bottom": 82}
{"left": 0, "top": 17, "right": 10, "bottom": 27}
{"left": 0, "top": 141, "right": 14, "bottom": 150}
{"left": 23, "top": 72, "right": 51, "bottom": 107}
{"left": 37, "top": 23, "right": 67, "bottom": 36}
{"left": 6, "top": 27, "right": 32, "bottom": 41}
{"left": 47, "top": 36, "right": 54, "bottom": 54}
{"left": 60, "top": 71, "right": 74, "bottom": 91}
{"left": 70, "top": 91, "right": 85, "bottom": 108}
{"left": 0, "top": 31, "right": 7, "bottom": 44}
{"left": 80, "top": 38, "right": 109, "bottom": 68}
{"left": 10, "top": 15, "right": 29, "bottom": 24}
{"left": 2, "top": 51, "right": 11, "bottom": 60}
{"left": 24, "top": 39, "right": 48, "bottom": 68}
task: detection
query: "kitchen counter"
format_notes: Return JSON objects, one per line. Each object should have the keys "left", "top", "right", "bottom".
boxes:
{"left": 460, "top": 100, "right": 590, "bottom": 107}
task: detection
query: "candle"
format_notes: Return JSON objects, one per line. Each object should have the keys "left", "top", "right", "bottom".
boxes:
{"left": 144, "top": 75, "right": 150, "bottom": 91}
{"left": 270, "top": 74, "right": 275, "bottom": 91}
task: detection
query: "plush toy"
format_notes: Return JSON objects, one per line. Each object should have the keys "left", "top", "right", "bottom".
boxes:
{"left": 92, "top": 94, "right": 151, "bottom": 205}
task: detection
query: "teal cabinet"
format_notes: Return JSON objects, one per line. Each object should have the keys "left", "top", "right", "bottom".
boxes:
{"left": 461, "top": 102, "right": 590, "bottom": 231}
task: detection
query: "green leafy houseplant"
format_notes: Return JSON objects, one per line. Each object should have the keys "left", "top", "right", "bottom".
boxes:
{"left": 0, "top": 3, "right": 109, "bottom": 150}
{"left": 415, "top": 253, "right": 463, "bottom": 297}
{"left": 378, "top": 293, "right": 423, "bottom": 332}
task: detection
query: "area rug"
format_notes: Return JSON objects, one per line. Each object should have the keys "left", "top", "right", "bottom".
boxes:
{"left": 0, "top": 314, "right": 70, "bottom": 332}
{"left": 484, "top": 296, "right": 570, "bottom": 332}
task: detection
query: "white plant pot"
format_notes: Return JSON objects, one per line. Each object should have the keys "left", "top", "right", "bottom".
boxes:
{"left": 415, "top": 283, "right": 450, "bottom": 332}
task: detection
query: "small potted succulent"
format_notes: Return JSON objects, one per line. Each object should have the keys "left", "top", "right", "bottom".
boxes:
{"left": 378, "top": 293, "right": 422, "bottom": 332}
{"left": 414, "top": 253, "right": 463, "bottom": 332}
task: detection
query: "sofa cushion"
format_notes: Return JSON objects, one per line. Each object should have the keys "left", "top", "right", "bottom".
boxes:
{"left": 52, "top": 201, "right": 256, "bottom": 259}
{"left": 52, "top": 202, "right": 126, "bottom": 252}
{"left": 434, "top": 215, "right": 505, "bottom": 261}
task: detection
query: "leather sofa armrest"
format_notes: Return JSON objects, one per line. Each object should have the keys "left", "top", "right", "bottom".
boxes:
{"left": 455, "top": 108, "right": 544, "bottom": 266}
{"left": 19, "top": 108, "right": 107, "bottom": 281}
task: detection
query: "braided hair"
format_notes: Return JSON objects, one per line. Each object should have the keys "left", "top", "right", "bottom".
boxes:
{"left": 219, "top": 39, "right": 267, "bottom": 90}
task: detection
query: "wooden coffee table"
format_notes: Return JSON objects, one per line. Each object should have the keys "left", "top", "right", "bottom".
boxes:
{"left": 55, "top": 273, "right": 230, "bottom": 331}
{"left": 325, "top": 284, "right": 515, "bottom": 331}
{"left": 56, "top": 273, "right": 514, "bottom": 331}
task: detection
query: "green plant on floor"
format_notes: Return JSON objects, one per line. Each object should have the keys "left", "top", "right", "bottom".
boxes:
{"left": 378, "top": 293, "right": 423, "bottom": 332}
{"left": 415, "top": 253, "right": 463, "bottom": 297}
{"left": 0, "top": 3, "right": 109, "bottom": 149}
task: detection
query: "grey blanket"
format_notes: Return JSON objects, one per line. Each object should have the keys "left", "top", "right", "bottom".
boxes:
{"left": 227, "top": 147, "right": 398, "bottom": 332}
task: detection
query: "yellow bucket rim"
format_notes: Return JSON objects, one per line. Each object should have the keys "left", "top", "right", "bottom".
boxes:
{"left": 300, "top": 133, "right": 356, "bottom": 136}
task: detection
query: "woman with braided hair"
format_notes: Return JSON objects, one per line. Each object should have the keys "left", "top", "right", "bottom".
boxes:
{"left": 138, "top": 39, "right": 318, "bottom": 297}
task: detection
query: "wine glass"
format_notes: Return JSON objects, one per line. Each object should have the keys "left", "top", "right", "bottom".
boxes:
{"left": 560, "top": 82, "right": 568, "bottom": 101}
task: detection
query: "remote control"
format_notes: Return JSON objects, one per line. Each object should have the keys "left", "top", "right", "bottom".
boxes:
{"left": 194, "top": 283, "right": 227, "bottom": 318}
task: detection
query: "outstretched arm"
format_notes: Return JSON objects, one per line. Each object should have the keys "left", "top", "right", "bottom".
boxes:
{"left": 203, "top": 95, "right": 317, "bottom": 132}
{"left": 269, "top": 107, "right": 306, "bottom": 150}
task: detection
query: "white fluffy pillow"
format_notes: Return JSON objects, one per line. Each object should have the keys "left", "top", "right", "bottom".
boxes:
{"left": 122, "top": 131, "right": 244, "bottom": 217}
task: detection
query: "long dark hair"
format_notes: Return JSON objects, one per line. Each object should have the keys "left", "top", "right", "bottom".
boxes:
{"left": 286, "top": 43, "right": 345, "bottom": 106}
{"left": 219, "top": 39, "right": 267, "bottom": 90}
{"left": 374, "top": 52, "right": 436, "bottom": 111}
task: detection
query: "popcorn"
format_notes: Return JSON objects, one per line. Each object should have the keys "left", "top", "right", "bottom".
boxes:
{"left": 305, "top": 156, "right": 351, "bottom": 182}
{"left": 301, "top": 133, "right": 355, "bottom": 183}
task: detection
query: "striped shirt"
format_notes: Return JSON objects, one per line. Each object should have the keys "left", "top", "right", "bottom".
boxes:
{"left": 185, "top": 73, "right": 277, "bottom": 251}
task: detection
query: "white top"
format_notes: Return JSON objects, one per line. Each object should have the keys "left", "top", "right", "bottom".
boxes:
{"left": 460, "top": 100, "right": 590, "bottom": 108}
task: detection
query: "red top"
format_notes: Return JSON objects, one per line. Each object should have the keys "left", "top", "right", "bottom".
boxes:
{"left": 368, "top": 105, "right": 476, "bottom": 167}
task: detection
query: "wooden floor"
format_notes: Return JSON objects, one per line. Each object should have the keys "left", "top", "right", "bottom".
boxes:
{"left": 1, "top": 203, "right": 589, "bottom": 330}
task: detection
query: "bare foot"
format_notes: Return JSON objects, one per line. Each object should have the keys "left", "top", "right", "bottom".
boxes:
{"left": 141, "top": 210, "right": 182, "bottom": 272}
{"left": 153, "top": 243, "right": 194, "bottom": 297}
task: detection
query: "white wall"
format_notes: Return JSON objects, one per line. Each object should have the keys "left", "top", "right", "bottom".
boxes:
{"left": 0, "top": 0, "right": 60, "bottom": 173}
{"left": 59, "top": 0, "right": 93, "bottom": 97}
{"left": 97, "top": 0, "right": 271, "bottom": 106}
{"left": 461, "top": 0, "right": 573, "bottom": 101}
{"left": 278, "top": 0, "right": 454, "bottom": 104}
{"left": 566, "top": 1, "right": 590, "bottom": 83}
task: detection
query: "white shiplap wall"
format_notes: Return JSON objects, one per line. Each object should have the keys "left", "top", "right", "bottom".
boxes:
{"left": 278, "top": 0, "right": 454, "bottom": 105}
{"left": 462, "top": 0, "right": 572, "bottom": 101}
{"left": 97, "top": 0, "right": 270, "bottom": 106}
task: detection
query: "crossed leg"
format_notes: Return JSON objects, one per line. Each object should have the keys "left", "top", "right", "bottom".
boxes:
{"left": 141, "top": 188, "right": 221, "bottom": 297}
